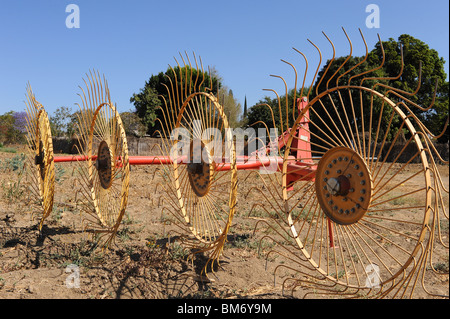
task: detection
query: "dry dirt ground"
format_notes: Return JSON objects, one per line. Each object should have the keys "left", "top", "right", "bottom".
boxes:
{"left": 0, "top": 145, "right": 448, "bottom": 300}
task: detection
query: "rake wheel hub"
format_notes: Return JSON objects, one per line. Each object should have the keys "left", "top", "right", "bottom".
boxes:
{"left": 95, "top": 140, "right": 112, "bottom": 189}
{"left": 187, "top": 140, "right": 211, "bottom": 198}
{"left": 35, "top": 140, "right": 46, "bottom": 181}
{"left": 315, "top": 147, "right": 372, "bottom": 225}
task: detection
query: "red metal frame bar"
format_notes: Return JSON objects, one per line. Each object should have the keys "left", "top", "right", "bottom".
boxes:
{"left": 53, "top": 98, "right": 315, "bottom": 176}
{"left": 51, "top": 97, "right": 335, "bottom": 247}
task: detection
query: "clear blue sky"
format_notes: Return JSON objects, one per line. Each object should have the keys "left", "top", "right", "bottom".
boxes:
{"left": 0, "top": 0, "right": 448, "bottom": 116}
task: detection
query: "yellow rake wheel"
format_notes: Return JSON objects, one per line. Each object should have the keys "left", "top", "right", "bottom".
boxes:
{"left": 251, "top": 28, "right": 448, "bottom": 298}
{"left": 76, "top": 71, "right": 130, "bottom": 248}
{"left": 156, "top": 54, "right": 237, "bottom": 271}
{"left": 173, "top": 92, "right": 237, "bottom": 259}
{"left": 24, "top": 85, "right": 55, "bottom": 231}
{"left": 283, "top": 86, "right": 431, "bottom": 296}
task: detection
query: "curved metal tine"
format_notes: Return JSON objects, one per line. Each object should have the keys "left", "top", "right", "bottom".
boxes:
{"left": 318, "top": 30, "right": 360, "bottom": 154}
{"left": 304, "top": 38, "right": 322, "bottom": 99}
{"left": 361, "top": 41, "right": 403, "bottom": 87}
{"left": 269, "top": 74, "right": 289, "bottom": 132}
{"left": 384, "top": 70, "right": 441, "bottom": 114}
{"left": 337, "top": 28, "right": 369, "bottom": 86}
{"left": 279, "top": 58, "right": 298, "bottom": 124}
{"left": 315, "top": 31, "right": 336, "bottom": 94}
{"left": 326, "top": 27, "right": 353, "bottom": 90}
{"left": 178, "top": 52, "right": 190, "bottom": 100}
{"left": 249, "top": 102, "right": 276, "bottom": 133}
{"left": 161, "top": 80, "right": 177, "bottom": 132}
{"left": 166, "top": 63, "right": 180, "bottom": 115}
{"left": 349, "top": 34, "right": 386, "bottom": 85}
{"left": 262, "top": 88, "right": 284, "bottom": 133}
{"left": 191, "top": 52, "right": 201, "bottom": 94}
{"left": 172, "top": 55, "right": 184, "bottom": 107}
{"left": 377, "top": 60, "right": 422, "bottom": 99}
{"left": 207, "top": 65, "right": 214, "bottom": 93}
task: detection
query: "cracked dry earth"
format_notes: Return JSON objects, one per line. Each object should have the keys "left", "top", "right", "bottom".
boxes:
{"left": 0, "top": 145, "right": 448, "bottom": 299}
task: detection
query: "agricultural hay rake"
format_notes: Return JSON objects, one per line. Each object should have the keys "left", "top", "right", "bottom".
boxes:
{"left": 245, "top": 28, "right": 449, "bottom": 299}
{"left": 24, "top": 73, "right": 130, "bottom": 248}
{"left": 22, "top": 28, "right": 448, "bottom": 298}
{"left": 24, "top": 84, "right": 55, "bottom": 231}
{"left": 23, "top": 65, "right": 240, "bottom": 254}
{"left": 24, "top": 71, "right": 176, "bottom": 247}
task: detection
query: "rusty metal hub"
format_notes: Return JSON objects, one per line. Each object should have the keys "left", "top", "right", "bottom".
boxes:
{"left": 187, "top": 140, "right": 212, "bottom": 198}
{"left": 95, "top": 140, "right": 113, "bottom": 189}
{"left": 35, "top": 140, "right": 46, "bottom": 181}
{"left": 315, "top": 147, "right": 372, "bottom": 225}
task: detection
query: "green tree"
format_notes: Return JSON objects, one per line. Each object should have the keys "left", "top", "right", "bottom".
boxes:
{"left": 247, "top": 88, "right": 309, "bottom": 134}
{"left": 308, "top": 54, "right": 395, "bottom": 144}
{"left": 130, "top": 66, "right": 221, "bottom": 135}
{"left": 247, "top": 35, "right": 448, "bottom": 144}
{"left": 243, "top": 96, "right": 248, "bottom": 118}
{"left": 240, "top": 95, "right": 249, "bottom": 127}
{"left": 120, "top": 111, "right": 147, "bottom": 137}
{"left": 0, "top": 111, "right": 26, "bottom": 144}
{"left": 368, "top": 34, "right": 449, "bottom": 142}
{"left": 218, "top": 87, "right": 242, "bottom": 128}
{"left": 310, "top": 34, "right": 448, "bottom": 143}
{"left": 0, "top": 111, "right": 16, "bottom": 144}
{"left": 129, "top": 86, "right": 161, "bottom": 134}
{"left": 50, "top": 106, "right": 73, "bottom": 138}
{"left": 247, "top": 96, "right": 275, "bottom": 130}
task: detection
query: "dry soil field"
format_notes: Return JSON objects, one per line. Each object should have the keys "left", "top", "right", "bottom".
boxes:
{"left": 0, "top": 145, "right": 448, "bottom": 300}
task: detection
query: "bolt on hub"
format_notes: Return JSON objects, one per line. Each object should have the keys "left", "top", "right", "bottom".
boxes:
{"left": 315, "top": 147, "right": 372, "bottom": 225}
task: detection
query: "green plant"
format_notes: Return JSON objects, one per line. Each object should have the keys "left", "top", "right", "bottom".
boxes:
{"left": 55, "top": 164, "right": 66, "bottom": 183}
{"left": 117, "top": 226, "right": 133, "bottom": 241}
{"left": 65, "top": 240, "right": 102, "bottom": 268}
{"left": 1, "top": 154, "right": 26, "bottom": 203}
{"left": 0, "top": 146, "right": 17, "bottom": 153}
{"left": 52, "top": 208, "right": 63, "bottom": 222}
{"left": 122, "top": 212, "right": 135, "bottom": 225}
{"left": 169, "top": 242, "right": 189, "bottom": 260}
{"left": 1, "top": 171, "right": 25, "bottom": 203}
{"left": 0, "top": 153, "right": 25, "bottom": 172}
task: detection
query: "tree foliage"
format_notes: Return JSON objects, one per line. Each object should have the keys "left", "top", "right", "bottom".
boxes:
{"left": 50, "top": 106, "right": 72, "bottom": 138}
{"left": 247, "top": 34, "right": 449, "bottom": 143}
{"left": 369, "top": 34, "right": 449, "bottom": 142}
{"left": 246, "top": 87, "right": 310, "bottom": 135}
{"left": 48, "top": 106, "right": 83, "bottom": 139}
{"left": 120, "top": 111, "right": 147, "bottom": 137}
{"left": 218, "top": 88, "right": 242, "bottom": 128}
{"left": 130, "top": 66, "right": 222, "bottom": 135}
{"left": 0, "top": 111, "right": 27, "bottom": 144}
